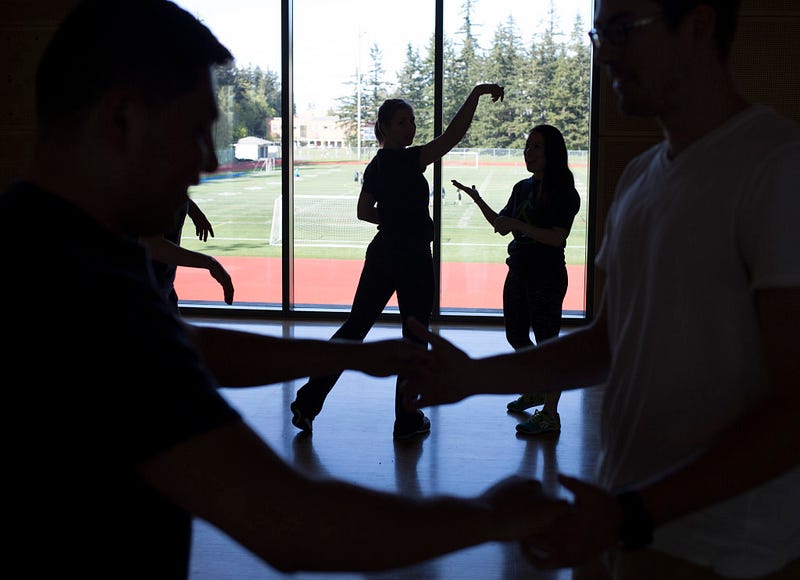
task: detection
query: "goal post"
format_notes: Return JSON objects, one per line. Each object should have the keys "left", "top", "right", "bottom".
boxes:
{"left": 254, "top": 157, "right": 275, "bottom": 172}
{"left": 269, "top": 195, "right": 375, "bottom": 247}
{"left": 443, "top": 149, "right": 479, "bottom": 168}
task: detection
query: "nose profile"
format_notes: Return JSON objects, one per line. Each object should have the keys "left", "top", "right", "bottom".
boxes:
{"left": 204, "top": 148, "right": 219, "bottom": 173}
{"left": 201, "top": 132, "right": 219, "bottom": 173}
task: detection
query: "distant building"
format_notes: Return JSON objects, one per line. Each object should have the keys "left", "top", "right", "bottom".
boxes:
{"left": 234, "top": 136, "right": 277, "bottom": 161}
{"left": 270, "top": 111, "right": 374, "bottom": 149}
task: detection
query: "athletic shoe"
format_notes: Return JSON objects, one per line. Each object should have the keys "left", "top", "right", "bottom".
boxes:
{"left": 515, "top": 409, "right": 560, "bottom": 435}
{"left": 393, "top": 412, "right": 431, "bottom": 440}
{"left": 290, "top": 401, "right": 314, "bottom": 433}
{"left": 506, "top": 393, "right": 546, "bottom": 413}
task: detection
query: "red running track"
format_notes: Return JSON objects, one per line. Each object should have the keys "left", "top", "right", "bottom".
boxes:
{"left": 175, "top": 256, "right": 586, "bottom": 312}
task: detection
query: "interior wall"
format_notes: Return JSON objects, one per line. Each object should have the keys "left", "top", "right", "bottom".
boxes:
{"left": 2, "top": 1, "right": 798, "bottom": 315}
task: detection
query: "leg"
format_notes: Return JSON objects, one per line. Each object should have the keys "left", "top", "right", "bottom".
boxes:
{"left": 503, "top": 268, "right": 535, "bottom": 350}
{"left": 393, "top": 247, "right": 435, "bottom": 438}
{"left": 292, "top": 247, "right": 396, "bottom": 429}
{"left": 528, "top": 266, "right": 568, "bottom": 416}
{"left": 503, "top": 268, "right": 545, "bottom": 412}
{"left": 515, "top": 266, "right": 568, "bottom": 435}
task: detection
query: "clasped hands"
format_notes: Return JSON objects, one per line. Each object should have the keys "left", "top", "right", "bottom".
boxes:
{"left": 392, "top": 318, "right": 623, "bottom": 570}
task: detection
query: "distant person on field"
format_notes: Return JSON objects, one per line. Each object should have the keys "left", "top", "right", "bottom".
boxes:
{"left": 2, "top": 1, "right": 567, "bottom": 577}
{"left": 290, "top": 84, "right": 505, "bottom": 440}
{"left": 452, "top": 124, "right": 580, "bottom": 436}
{"left": 141, "top": 198, "right": 234, "bottom": 311}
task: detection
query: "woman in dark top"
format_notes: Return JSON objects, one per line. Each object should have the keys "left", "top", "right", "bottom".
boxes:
{"left": 291, "top": 83, "right": 505, "bottom": 440}
{"left": 452, "top": 124, "right": 580, "bottom": 436}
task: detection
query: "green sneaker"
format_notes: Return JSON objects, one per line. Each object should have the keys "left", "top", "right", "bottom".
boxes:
{"left": 516, "top": 409, "right": 561, "bottom": 435}
{"left": 506, "top": 393, "right": 546, "bottom": 413}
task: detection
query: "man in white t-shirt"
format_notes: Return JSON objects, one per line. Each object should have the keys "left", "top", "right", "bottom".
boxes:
{"left": 406, "top": 0, "right": 800, "bottom": 578}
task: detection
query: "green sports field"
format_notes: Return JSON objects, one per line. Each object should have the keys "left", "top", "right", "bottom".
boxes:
{"left": 181, "top": 152, "right": 589, "bottom": 267}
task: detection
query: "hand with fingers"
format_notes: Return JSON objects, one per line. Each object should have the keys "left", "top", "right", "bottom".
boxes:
{"left": 480, "top": 475, "right": 570, "bottom": 542}
{"left": 451, "top": 179, "right": 481, "bottom": 202}
{"left": 520, "top": 475, "right": 622, "bottom": 570}
{"left": 402, "top": 318, "right": 478, "bottom": 408}
{"left": 473, "top": 83, "right": 505, "bottom": 102}
{"left": 187, "top": 199, "right": 215, "bottom": 242}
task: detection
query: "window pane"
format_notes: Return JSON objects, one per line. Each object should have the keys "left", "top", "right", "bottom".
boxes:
{"left": 440, "top": 0, "right": 592, "bottom": 318}
{"left": 173, "top": 0, "right": 282, "bottom": 308}
{"left": 171, "top": 0, "right": 592, "bottom": 319}
{"left": 291, "top": 0, "right": 434, "bottom": 311}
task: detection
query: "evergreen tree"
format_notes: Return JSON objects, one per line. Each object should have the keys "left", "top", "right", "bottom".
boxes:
{"left": 394, "top": 42, "right": 431, "bottom": 142}
{"left": 445, "top": 0, "right": 483, "bottom": 133}
{"left": 528, "top": 2, "right": 564, "bottom": 128}
{"left": 335, "top": 42, "right": 389, "bottom": 147}
{"left": 479, "top": 15, "right": 528, "bottom": 148}
{"left": 556, "top": 14, "right": 592, "bottom": 150}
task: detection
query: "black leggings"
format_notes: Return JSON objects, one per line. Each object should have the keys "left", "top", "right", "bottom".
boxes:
{"left": 502, "top": 265, "right": 568, "bottom": 350}
{"left": 294, "top": 239, "right": 434, "bottom": 426}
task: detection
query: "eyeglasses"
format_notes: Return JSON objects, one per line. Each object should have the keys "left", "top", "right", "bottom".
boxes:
{"left": 588, "top": 15, "right": 659, "bottom": 49}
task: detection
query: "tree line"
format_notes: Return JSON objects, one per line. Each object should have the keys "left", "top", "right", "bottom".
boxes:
{"left": 212, "top": 1, "right": 591, "bottom": 152}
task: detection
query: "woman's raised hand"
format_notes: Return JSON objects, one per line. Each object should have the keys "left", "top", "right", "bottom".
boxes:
{"left": 474, "top": 83, "right": 505, "bottom": 102}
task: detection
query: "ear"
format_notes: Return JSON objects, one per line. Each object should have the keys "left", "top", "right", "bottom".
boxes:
{"left": 94, "top": 88, "right": 138, "bottom": 152}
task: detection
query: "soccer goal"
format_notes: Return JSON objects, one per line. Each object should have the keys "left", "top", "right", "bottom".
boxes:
{"left": 269, "top": 195, "right": 375, "bottom": 247}
{"left": 443, "top": 149, "right": 479, "bottom": 168}
{"left": 253, "top": 157, "right": 275, "bottom": 172}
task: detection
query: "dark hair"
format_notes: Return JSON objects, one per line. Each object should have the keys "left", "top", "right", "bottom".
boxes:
{"left": 530, "top": 124, "right": 575, "bottom": 198}
{"left": 653, "top": 0, "right": 741, "bottom": 59}
{"left": 374, "top": 98, "right": 413, "bottom": 144}
{"left": 35, "top": 0, "right": 233, "bottom": 129}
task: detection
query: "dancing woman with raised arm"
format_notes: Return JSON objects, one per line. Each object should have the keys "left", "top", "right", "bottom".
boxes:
{"left": 291, "top": 83, "right": 504, "bottom": 439}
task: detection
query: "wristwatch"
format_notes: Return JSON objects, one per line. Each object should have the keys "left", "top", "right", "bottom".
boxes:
{"left": 616, "top": 490, "right": 654, "bottom": 551}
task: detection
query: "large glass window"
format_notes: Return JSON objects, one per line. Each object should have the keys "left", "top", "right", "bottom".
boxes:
{"left": 439, "top": 2, "right": 592, "bottom": 318}
{"left": 173, "top": 0, "right": 592, "bottom": 320}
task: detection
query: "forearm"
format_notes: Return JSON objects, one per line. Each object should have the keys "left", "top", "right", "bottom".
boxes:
{"left": 441, "top": 88, "right": 481, "bottom": 146}
{"left": 189, "top": 325, "right": 368, "bottom": 386}
{"left": 143, "top": 236, "right": 214, "bottom": 270}
{"left": 357, "top": 206, "right": 380, "bottom": 224}
{"left": 460, "top": 318, "right": 610, "bottom": 397}
{"left": 515, "top": 222, "right": 567, "bottom": 246}
{"left": 269, "top": 480, "right": 499, "bottom": 572}
{"left": 472, "top": 195, "right": 499, "bottom": 226}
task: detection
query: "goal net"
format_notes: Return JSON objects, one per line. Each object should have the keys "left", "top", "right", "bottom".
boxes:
{"left": 253, "top": 157, "right": 275, "bottom": 172}
{"left": 443, "top": 150, "right": 479, "bottom": 168}
{"left": 269, "top": 195, "right": 376, "bottom": 247}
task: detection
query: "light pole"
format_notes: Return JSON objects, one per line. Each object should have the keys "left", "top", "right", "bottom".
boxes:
{"left": 356, "top": 29, "right": 363, "bottom": 162}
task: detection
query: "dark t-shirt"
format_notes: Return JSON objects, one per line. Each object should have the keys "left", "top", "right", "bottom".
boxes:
{"left": 499, "top": 176, "right": 581, "bottom": 273}
{"left": 362, "top": 146, "right": 434, "bottom": 247}
{"left": 1, "top": 182, "right": 241, "bottom": 578}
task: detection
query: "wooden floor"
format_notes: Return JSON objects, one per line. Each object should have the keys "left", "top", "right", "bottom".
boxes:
{"left": 186, "top": 316, "right": 604, "bottom": 580}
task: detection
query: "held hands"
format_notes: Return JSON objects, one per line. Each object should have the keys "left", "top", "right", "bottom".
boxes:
{"left": 473, "top": 83, "right": 505, "bottom": 103}
{"left": 480, "top": 475, "right": 570, "bottom": 542}
{"left": 402, "top": 318, "right": 476, "bottom": 408}
{"left": 520, "top": 475, "right": 622, "bottom": 570}
{"left": 356, "top": 339, "right": 433, "bottom": 381}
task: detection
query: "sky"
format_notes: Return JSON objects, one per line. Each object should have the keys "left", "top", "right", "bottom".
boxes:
{"left": 176, "top": 0, "right": 594, "bottom": 112}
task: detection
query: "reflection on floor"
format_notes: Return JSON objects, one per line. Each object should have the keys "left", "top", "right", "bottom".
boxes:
{"left": 186, "top": 317, "right": 603, "bottom": 580}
